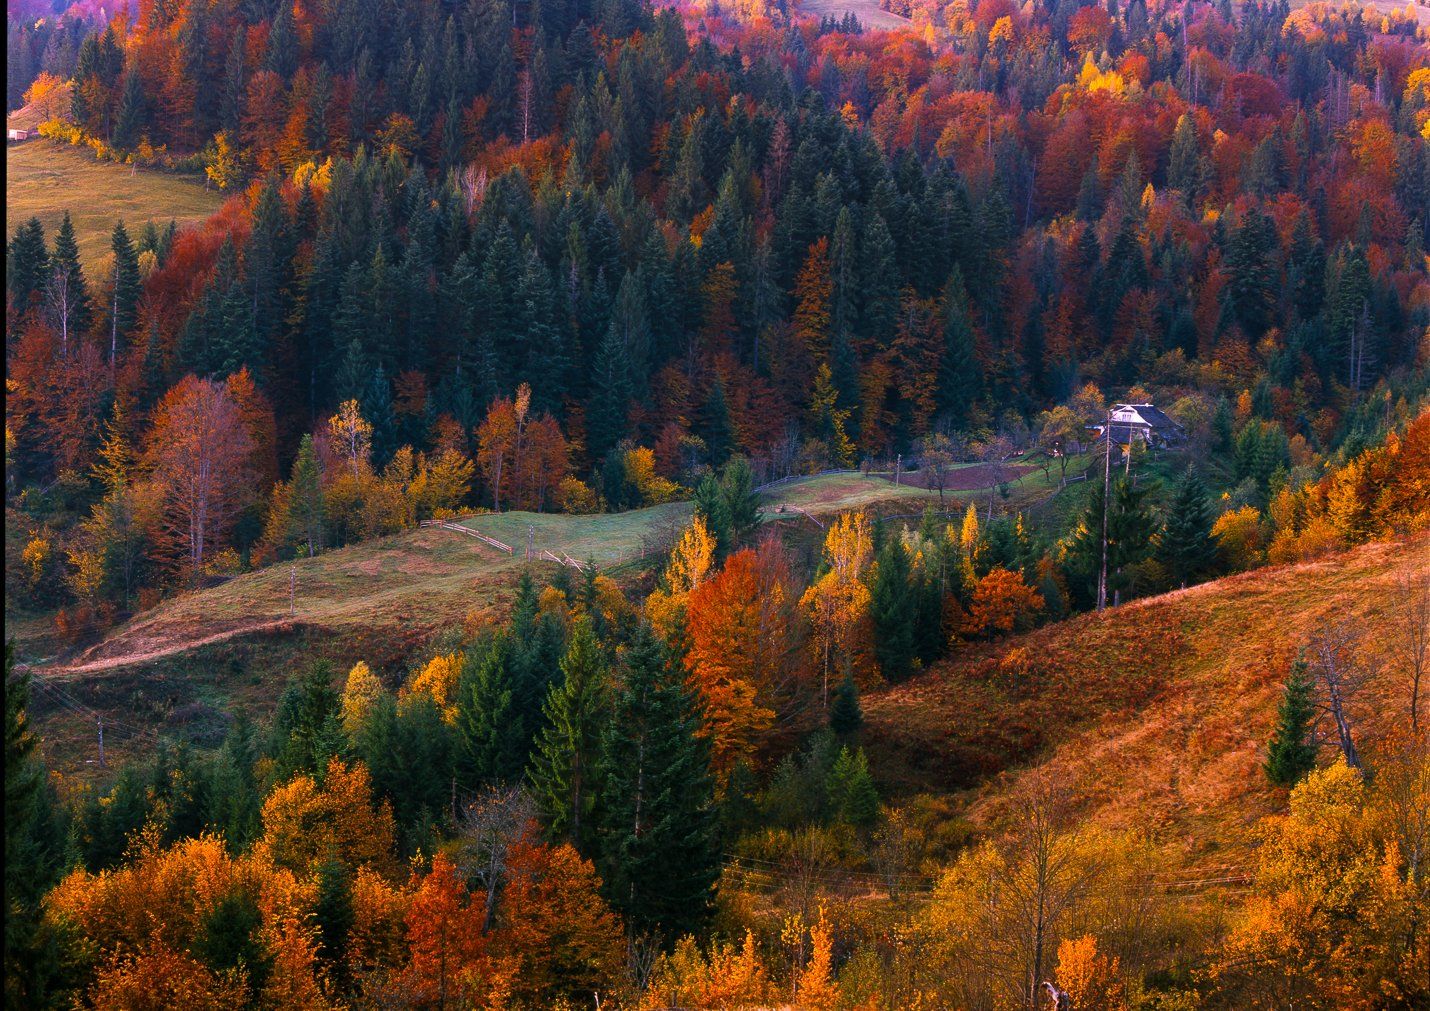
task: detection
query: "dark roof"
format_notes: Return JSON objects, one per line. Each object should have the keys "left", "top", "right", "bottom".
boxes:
{"left": 1121, "top": 404, "right": 1181, "bottom": 431}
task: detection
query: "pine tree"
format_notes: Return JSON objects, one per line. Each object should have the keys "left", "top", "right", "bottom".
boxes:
{"left": 286, "top": 434, "right": 324, "bottom": 557}
{"left": 7, "top": 217, "right": 49, "bottom": 315}
{"left": 105, "top": 221, "right": 142, "bottom": 366}
{"left": 826, "top": 746, "right": 879, "bottom": 828}
{"left": 1157, "top": 470, "right": 1217, "bottom": 588}
{"left": 596, "top": 625, "right": 719, "bottom": 940}
{"left": 111, "top": 70, "right": 144, "bottom": 150}
{"left": 828, "top": 674, "right": 862, "bottom": 736}
{"left": 587, "top": 325, "right": 632, "bottom": 464}
{"left": 692, "top": 474, "right": 733, "bottom": 558}
{"left": 454, "top": 640, "right": 525, "bottom": 790}
{"left": 700, "top": 379, "right": 734, "bottom": 467}
{"left": 870, "top": 538, "right": 917, "bottom": 683}
{"left": 269, "top": 661, "right": 344, "bottom": 780}
{"left": 528, "top": 620, "right": 608, "bottom": 853}
{"left": 1265, "top": 657, "right": 1317, "bottom": 786}
{"left": 49, "top": 211, "right": 92, "bottom": 346}
{"left": 719, "top": 455, "right": 761, "bottom": 546}
{"left": 938, "top": 267, "right": 980, "bottom": 423}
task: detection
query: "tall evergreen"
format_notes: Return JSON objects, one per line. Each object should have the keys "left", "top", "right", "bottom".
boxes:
{"left": 7, "top": 217, "right": 49, "bottom": 315}
{"left": 269, "top": 661, "right": 344, "bottom": 780}
{"left": 596, "top": 626, "right": 719, "bottom": 940}
{"left": 105, "top": 221, "right": 142, "bottom": 366}
{"left": 528, "top": 620, "right": 608, "bottom": 854}
{"left": 938, "top": 267, "right": 980, "bottom": 423}
{"left": 1157, "top": 470, "right": 1217, "bottom": 588}
{"left": 587, "top": 323, "right": 632, "bottom": 464}
{"left": 828, "top": 673, "right": 863, "bottom": 736}
{"left": 50, "top": 212, "right": 93, "bottom": 343}
{"left": 286, "top": 434, "right": 325, "bottom": 558}
{"left": 1265, "top": 657, "right": 1317, "bottom": 786}
{"left": 870, "top": 538, "right": 918, "bottom": 683}
{"left": 454, "top": 640, "right": 525, "bottom": 790}
{"left": 718, "top": 455, "right": 761, "bottom": 547}
{"left": 692, "top": 473, "right": 733, "bottom": 557}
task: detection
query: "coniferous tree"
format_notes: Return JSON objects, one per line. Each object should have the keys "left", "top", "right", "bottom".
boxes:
{"left": 286, "top": 434, "right": 325, "bottom": 557}
{"left": 529, "top": 620, "right": 608, "bottom": 853}
{"left": 870, "top": 538, "right": 918, "bottom": 683}
{"left": 587, "top": 325, "right": 632, "bottom": 465}
{"left": 454, "top": 640, "right": 525, "bottom": 790}
{"left": 700, "top": 379, "right": 734, "bottom": 467}
{"left": 596, "top": 625, "right": 719, "bottom": 940}
{"left": 7, "top": 217, "right": 49, "bottom": 315}
{"left": 269, "top": 661, "right": 344, "bottom": 780}
{"left": 1158, "top": 470, "right": 1217, "bottom": 588}
{"left": 718, "top": 456, "right": 761, "bottom": 547}
{"left": 1265, "top": 657, "right": 1318, "bottom": 786}
{"left": 692, "top": 474, "right": 733, "bottom": 558}
{"left": 826, "top": 746, "right": 879, "bottom": 829}
{"left": 5, "top": 642, "right": 77, "bottom": 1009}
{"left": 828, "top": 673, "right": 863, "bottom": 736}
{"left": 105, "top": 221, "right": 141, "bottom": 366}
{"left": 49, "top": 211, "right": 92, "bottom": 345}
{"left": 938, "top": 267, "right": 980, "bottom": 424}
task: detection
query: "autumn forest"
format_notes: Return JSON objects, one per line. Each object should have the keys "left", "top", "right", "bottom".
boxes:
{"left": 5, "top": 0, "right": 1430, "bottom": 1006}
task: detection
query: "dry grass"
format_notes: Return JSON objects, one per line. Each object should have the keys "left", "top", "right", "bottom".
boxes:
{"left": 864, "top": 536, "right": 1430, "bottom": 869}
{"left": 5, "top": 139, "right": 223, "bottom": 279}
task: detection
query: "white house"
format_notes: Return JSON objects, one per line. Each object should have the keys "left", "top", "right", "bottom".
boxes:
{"left": 1090, "top": 403, "right": 1184, "bottom": 450}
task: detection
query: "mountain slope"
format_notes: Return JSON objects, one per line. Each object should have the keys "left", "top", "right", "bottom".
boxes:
{"left": 864, "top": 536, "right": 1428, "bottom": 866}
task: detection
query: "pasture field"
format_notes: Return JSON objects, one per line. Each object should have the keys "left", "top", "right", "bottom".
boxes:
{"left": 5, "top": 139, "right": 223, "bottom": 279}
{"left": 864, "top": 535, "right": 1428, "bottom": 871}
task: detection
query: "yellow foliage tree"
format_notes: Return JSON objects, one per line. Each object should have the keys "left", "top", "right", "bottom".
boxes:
{"left": 341, "top": 661, "right": 384, "bottom": 735}
{"left": 255, "top": 759, "right": 397, "bottom": 875}
{"left": 403, "top": 652, "right": 464, "bottom": 722}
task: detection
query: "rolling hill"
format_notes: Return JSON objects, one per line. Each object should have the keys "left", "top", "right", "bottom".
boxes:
{"left": 863, "top": 535, "right": 1429, "bottom": 871}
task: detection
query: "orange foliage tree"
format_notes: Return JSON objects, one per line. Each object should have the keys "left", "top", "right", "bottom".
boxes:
{"left": 145, "top": 375, "right": 254, "bottom": 581}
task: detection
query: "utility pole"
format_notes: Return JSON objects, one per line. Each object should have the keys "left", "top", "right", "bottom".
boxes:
{"left": 289, "top": 561, "right": 297, "bottom": 617}
{"left": 895, "top": 453, "right": 902, "bottom": 486}
{"left": 527, "top": 524, "right": 535, "bottom": 561}
{"left": 1097, "top": 407, "right": 1111, "bottom": 613}
{"left": 97, "top": 717, "right": 106, "bottom": 768}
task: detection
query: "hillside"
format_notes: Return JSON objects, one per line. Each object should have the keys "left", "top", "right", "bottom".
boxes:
{"left": 24, "top": 471, "right": 1004, "bottom": 772}
{"left": 864, "top": 535, "right": 1428, "bottom": 870}
{"left": 5, "top": 138, "right": 223, "bottom": 277}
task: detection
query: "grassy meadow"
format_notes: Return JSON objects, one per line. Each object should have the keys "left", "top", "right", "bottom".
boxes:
{"left": 5, "top": 139, "right": 223, "bottom": 279}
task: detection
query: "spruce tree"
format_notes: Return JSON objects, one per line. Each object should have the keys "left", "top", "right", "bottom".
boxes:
{"left": 938, "top": 267, "right": 980, "bottom": 423}
{"left": 596, "top": 625, "right": 719, "bottom": 940}
{"left": 1265, "top": 657, "right": 1317, "bottom": 786}
{"left": 870, "top": 538, "right": 918, "bottom": 683}
{"left": 826, "top": 746, "right": 879, "bottom": 829}
{"left": 105, "top": 221, "right": 142, "bottom": 366}
{"left": 692, "top": 474, "right": 733, "bottom": 557}
{"left": 718, "top": 455, "right": 761, "bottom": 546}
{"left": 50, "top": 211, "right": 92, "bottom": 343}
{"left": 454, "top": 640, "right": 525, "bottom": 790}
{"left": 1158, "top": 470, "right": 1217, "bottom": 588}
{"left": 269, "top": 661, "right": 344, "bottom": 779}
{"left": 528, "top": 620, "right": 608, "bottom": 853}
{"left": 587, "top": 324, "right": 632, "bottom": 463}
{"left": 700, "top": 379, "right": 734, "bottom": 467}
{"left": 7, "top": 217, "right": 49, "bottom": 314}
{"left": 828, "top": 673, "right": 863, "bottom": 736}
{"left": 286, "top": 434, "right": 324, "bottom": 557}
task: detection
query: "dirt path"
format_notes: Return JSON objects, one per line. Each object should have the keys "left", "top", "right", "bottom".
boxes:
{"left": 884, "top": 462, "right": 1037, "bottom": 491}
{"left": 44, "top": 620, "right": 305, "bottom": 679}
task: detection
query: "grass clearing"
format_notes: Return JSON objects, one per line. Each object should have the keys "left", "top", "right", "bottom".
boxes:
{"left": 864, "top": 535, "right": 1429, "bottom": 870}
{"left": 5, "top": 139, "right": 223, "bottom": 279}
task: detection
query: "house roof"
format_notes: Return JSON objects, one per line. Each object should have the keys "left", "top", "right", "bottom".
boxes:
{"left": 1112, "top": 403, "right": 1182, "bottom": 431}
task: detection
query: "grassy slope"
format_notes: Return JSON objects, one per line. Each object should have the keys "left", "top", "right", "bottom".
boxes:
{"left": 863, "top": 535, "right": 1428, "bottom": 869}
{"left": 21, "top": 474, "right": 956, "bottom": 772}
{"left": 5, "top": 139, "right": 223, "bottom": 279}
